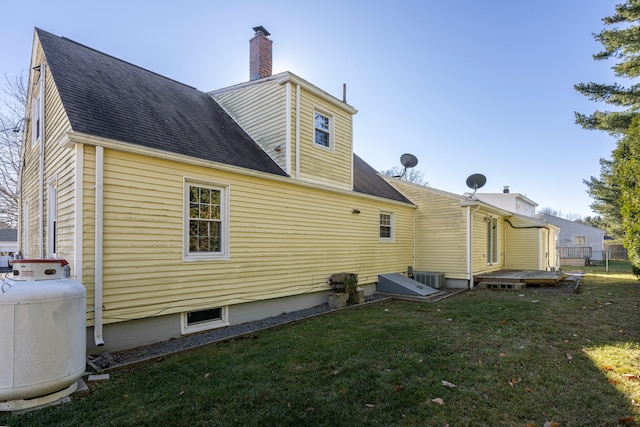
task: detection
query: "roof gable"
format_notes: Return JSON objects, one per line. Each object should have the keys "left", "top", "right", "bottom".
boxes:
{"left": 35, "top": 28, "right": 287, "bottom": 177}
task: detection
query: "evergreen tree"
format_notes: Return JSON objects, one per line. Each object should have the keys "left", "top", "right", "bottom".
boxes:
{"left": 575, "top": 0, "right": 640, "bottom": 266}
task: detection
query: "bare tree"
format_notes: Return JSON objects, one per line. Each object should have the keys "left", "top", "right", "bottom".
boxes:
{"left": 0, "top": 71, "right": 27, "bottom": 228}
{"left": 380, "top": 166, "right": 428, "bottom": 185}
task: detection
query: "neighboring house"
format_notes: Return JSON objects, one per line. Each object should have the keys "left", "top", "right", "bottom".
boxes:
{"left": 472, "top": 187, "right": 538, "bottom": 218}
{"left": 537, "top": 213, "right": 606, "bottom": 263}
{"left": 19, "top": 27, "right": 558, "bottom": 353}
{"left": 386, "top": 180, "right": 559, "bottom": 287}
{"left": 0, "top": 229, "right": 17, "bottom": 268}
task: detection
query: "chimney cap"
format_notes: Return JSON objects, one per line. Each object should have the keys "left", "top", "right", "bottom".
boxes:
{"left": 252, "top": 26, "right": 270, "bottom": 37}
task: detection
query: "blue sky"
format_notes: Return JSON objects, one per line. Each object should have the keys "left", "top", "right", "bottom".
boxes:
{"left": 0, "top": 0, "right": 621, "bottom": 217}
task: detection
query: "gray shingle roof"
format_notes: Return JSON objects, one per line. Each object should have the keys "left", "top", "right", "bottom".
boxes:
{"left": 36, "top": 28, "right": 410, "bottom": 204}
{"left": 36, "top": 28, "right": 287, "bottom": 176}
{"left": 353, "top": 155, "right": 412, "bottom": 204}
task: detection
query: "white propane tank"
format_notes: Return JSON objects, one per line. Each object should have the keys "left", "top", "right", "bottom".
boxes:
{"left": 0, "top": 259, "right": 86, "bottom": 402}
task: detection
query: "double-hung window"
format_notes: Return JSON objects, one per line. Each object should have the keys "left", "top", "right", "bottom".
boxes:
{"left": 379, "top": 212, "right": 394, "bottom": 241}
{"left": 574, "top": 235, "right": 586, "bottom": 245}
{"left": 184, "top": 180, "right": 229, "bottom": 261}
{"left": 314, "top": 110, "right": 332, "bottom": 149}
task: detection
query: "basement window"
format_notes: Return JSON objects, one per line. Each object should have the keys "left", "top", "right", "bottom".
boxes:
{"left": 181, "top": 306, "right": 229, "bottom": 334}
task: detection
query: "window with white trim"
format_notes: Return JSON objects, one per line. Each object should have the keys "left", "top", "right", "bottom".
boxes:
{"left": 379, "top": 212, "right": 394, "bottom": 241}
{"left": 31, "top": 90, "right": 42, "bottom": 148}
{"left": 314, "top": 110, "right": 333, "bottom": 149}
{"left": 181, "top": 306, "right": 229, "bottom": 334}
{"left": 574, "top": 235, "right": 586, "bottom": 245}
{"left": 184, "top": 181, "right": 229, "bottom": 260}
{"left": 487, "top": 217, "right": 498, "bottom": 264}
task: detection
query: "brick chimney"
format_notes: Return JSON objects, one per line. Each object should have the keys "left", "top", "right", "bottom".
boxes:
{"left": 250, "top": 26, "right": 272, "bottom": 81}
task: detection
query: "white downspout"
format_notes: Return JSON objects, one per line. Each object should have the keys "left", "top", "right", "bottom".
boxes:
{"left": 466, "top": 206, "right": 472, "bottom": 287}
{"left": 285, "top": 83, "right": 291, "bottom": 175}
{"left": 295, "top": 84, "right": 301, "bottom": 180}
{"left": 74, "top": 143, "right": 84, "bottom": 284}
{"left": 466, "top": 205, "right": 480, "bottom": 289}
{"left": 94, "top": 146, "right": 105, "bottom": 346}
{"left": 38, "top": 64, "right": 46, "bottom": 258}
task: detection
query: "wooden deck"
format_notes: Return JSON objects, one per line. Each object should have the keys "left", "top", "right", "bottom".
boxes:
{"left": 474, "top": 270, "right": 567, "bottom": 287}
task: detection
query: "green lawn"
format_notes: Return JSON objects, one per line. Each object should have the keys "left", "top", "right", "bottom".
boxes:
{"left": 2, "top": 261, "right": 639, "bottom": 426}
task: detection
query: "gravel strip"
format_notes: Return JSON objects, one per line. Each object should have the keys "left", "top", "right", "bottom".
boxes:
{"left": 93, "top": 294, "right": 393, "bottom": 371}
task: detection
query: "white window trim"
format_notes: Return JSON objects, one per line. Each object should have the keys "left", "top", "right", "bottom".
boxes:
{"left": 181, "top": 306, "right": 229, "bottom": 335}
{"left": 183, "top": 179, "right": 230, "bottom": 262}
{"left": 31, "top": 73, "right": 43, "bottom": 148}
{"left": 313, "top": 107, "right": 334, "bottom": 151}
{"left": 379, "top": 211, "right": 394, "bottom": 242}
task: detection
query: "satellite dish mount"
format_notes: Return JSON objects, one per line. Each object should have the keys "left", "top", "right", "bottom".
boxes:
{"left": 465, "top": 173, "right": 487, "bottom": 197}
{"left": 395, "top": 153, "right": 418, "bottom": 179}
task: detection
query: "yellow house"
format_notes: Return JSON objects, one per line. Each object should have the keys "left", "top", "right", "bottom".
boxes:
{"left": 385, "top": 179, "right": 559, "bottom": 288}
{"left": 19, "top": 27, "right": 415, "bottom": 352}
{"left": 19, "top": 26, "right": 559, "bottom": 353}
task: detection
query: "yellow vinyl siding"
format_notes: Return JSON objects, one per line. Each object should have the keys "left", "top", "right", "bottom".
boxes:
{"left": 471, "top": 209, "right": 506, "bottom": 275}
{"left": 297, "top": 89, "right": 352, "bottom": 189}
{"left": 95, "top": 149, "right": 413, "bottom": 324}
{"left": 20, "top": 39, "right": 76, "bottom": 261}
{"left": 385, "top": 181, "right": 468, "bottom": 279}
{"left": 505, "top": 221, "right": 540, "bottom": 270}
{"left": 212, "top": 81, "right": 288, "bottom": 171}
{"left": 213, "top": 74, "right": 355, "bottom": 190}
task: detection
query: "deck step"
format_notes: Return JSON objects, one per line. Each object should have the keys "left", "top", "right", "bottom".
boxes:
{"left": 478, "top": 281, "right": 525, "bottom": 290}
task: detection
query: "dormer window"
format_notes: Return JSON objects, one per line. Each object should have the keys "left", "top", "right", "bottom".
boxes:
{"left": 314, "top": 110, "right": 332, "bottom": 149}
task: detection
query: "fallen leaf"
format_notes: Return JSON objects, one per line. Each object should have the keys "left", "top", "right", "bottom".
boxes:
{"left": 608, "top": 379, "right": 619, "bottom": 385}
{"left": 508, "top": 377, "right": 521, "bottom": 388}
{"left": 394, "top": 384, "right": 404, "bottom": 392}
{"left": 499, "top": 352, "right": 506, "bottom": 357}
{"left": 566, "top": 353, "right": 573, "bottom": 360}
{"left": 431, "top": 397, "right": 444, "bottom": 405}
{"left": 179, "top": 390, "right": 185, "bottom": 396}
{"left": 524, "top": 386, "right": 532, "bottom": 393}
{"left": 619, "top": 416, "right": 635, "bottom": 425}
{"left": 365, "top": 403, "right": 375, "bottom": 408}
{"left": 623, "top": 374, "right": 640, "bottom": 381}
{"left": 525, "top": 423, "right": 537, "bottom": 427}
{"left": 602, "top": 365, "right": 614, "bottom": 371}
{"left": 500, "top": 320, "right": 507, "bottom": 325}
{"left": 441, "top": 380, "right": 457, "bottom": 388}
{"left": 204, "top": 372, "right": 211, "bottom": 378}
{"left": 543, "top": 422, "right": 560, "bottom": 427}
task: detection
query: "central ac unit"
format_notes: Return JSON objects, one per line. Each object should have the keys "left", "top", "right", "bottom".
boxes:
{"left": 413, "top": 271, "right": 446, "bottom": 289}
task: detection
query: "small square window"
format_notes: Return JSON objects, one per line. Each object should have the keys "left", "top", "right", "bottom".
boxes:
{"left": 574, "top": 236, "right": 586, "bottom": 245}
{"left": 314, "top": 111, "right": 332, "bottom": 148}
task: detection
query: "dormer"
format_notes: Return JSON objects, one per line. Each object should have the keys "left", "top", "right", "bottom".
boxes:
{"left": 209, "top": 27, "right": 357, "bottom": 190}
